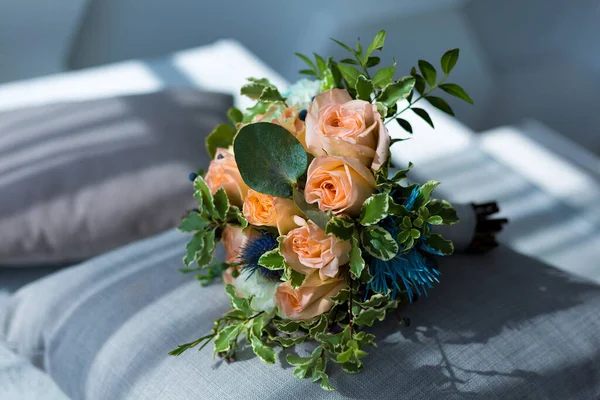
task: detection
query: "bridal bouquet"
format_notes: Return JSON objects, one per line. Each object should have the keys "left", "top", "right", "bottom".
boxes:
{"left": 171, "top": 30, "right": 473, "bottom": 390}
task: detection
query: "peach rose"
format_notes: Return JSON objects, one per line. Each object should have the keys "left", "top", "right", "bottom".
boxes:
{"left": 222, "top": 266, "right": 238, "bottom": 286}
{"left": 222, "top": 225, "right": 252, "bottom": 264}
{"left": 255, "top": 104, "right": 307, "bottom": 149}
{"left": 276, "top": 274, "right": 347, "bottom": 320}
{"left": 204, "top": 148, "right": 249, "bottom": 206}
{"left": 281, "top": 217, "right": 350, "bottom": 280}
{"left": 242, "top": 189, "right": 301, "bottom": 235}
{"left": 305, "top": 89, "right": 390, "bottom": 171}
{"left": 305, "top": 156, "right": 376, "bottom": 216}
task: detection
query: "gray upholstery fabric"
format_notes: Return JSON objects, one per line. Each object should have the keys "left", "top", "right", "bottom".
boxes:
{"left": 1, "top": 230, "right": 599, "bottom": 400}
{"left": 0, "top": 90, "right": 231, "bottom": 265}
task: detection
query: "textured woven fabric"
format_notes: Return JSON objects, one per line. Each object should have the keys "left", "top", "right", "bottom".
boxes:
{"left": 0, "top": 89, "right": 231, "bottom": 265}
{"left": 0, "top": 341, "right": 69, "bottom": 400}
{"left": 2, "top": 230, "right": 599, "bottom": 400}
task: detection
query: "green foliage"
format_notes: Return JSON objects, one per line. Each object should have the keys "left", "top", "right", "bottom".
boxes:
{"left": 355, "top": 75, "right": 374, "bottom": 101}
{"left": 439, "top": 83, "right": 473, "bottom": 104}
{"left": 214, "top": 324, "right": 242, "bottom": 353}
{"left": 418, "top": 59, "right": 437, "bottom": 87}
{"left": 249, "top": 332, "right": 276, "bottom": 364}
{"left": 440, "top": 48, "right": 460, "bottom": 75}
{"left": 359, "top": 192, "right": 390, "bottom": 226}
{"left": 360, "top": 226, "right": 399, "bottom": 261}
{"left": 227, "top": 107, "right": 244, "bottom": 125}
{"left": 425, "top": 233, "right": 454, "bottom": 255}
{"left": 241, "top": 77, "right": 286, "bottom": 103}
{"left": 411, "top": 107, "right": 434, "bottom": 128}
{"left": 426, "top": 96, "right": 455, "bottom": 116}
{"left": 349, "top": 232, "right": 366, "bottom": 279}
{"left": 205, "top": 124, "right": 236, "bottom": 159}
{"left": 234, "top": 122, "right": 308, "bottom": 198}
{"left": 258, "top": 248, "right": 286, "bottom": 271}
{"left": 396, "top": 118, "right": 412, "bottom": 134}
{"left": 378, "top": 76, "right": 415, "bottom": 107}
{"left": 293, "top": 187, "right": 330, "bottom": 230}
{"left": 427, "top": 199, "right": 459, "bottom": 225}
{"left": 325, "top": 215, "right": 355, "bottom": 240}
{"left": 336, "top": 64, "right": 361, "bottom": 88}
{"left": 371, "top": 63, "right": 396, "bottom": 88}
{"left": 178, "top": 212, "right": 209, "bottom": 233}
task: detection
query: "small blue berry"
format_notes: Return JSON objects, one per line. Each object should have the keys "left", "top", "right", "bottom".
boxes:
{"left": 298, "top": 109, "right": 308, "bottom": 121}
{"left": 188, "top": 172, "right": 198, "bottom": 182}
{"left": 216, "top": 153, "right": 225, "bottom": 160}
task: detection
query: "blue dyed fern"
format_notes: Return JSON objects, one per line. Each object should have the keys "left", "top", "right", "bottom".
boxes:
{"left": 238, "top": 231, "right": 283, "bottom": 281}
{"left": 366, "top": 216, "right": 442, "bottom": 301}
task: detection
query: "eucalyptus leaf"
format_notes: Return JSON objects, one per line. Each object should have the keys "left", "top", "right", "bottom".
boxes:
{"left": 205, "top": 124, "right": 236, "bottom": 159}
{"left": 234, "top": 123, "right": 308, "bottom": 198}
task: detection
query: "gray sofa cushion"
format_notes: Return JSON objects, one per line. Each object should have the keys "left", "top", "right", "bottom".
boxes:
{"left": 0, "top": 90, "right": 231, "bottom": 265}
{"left": 1, "top": 230, "right": 599, "bottom": 399}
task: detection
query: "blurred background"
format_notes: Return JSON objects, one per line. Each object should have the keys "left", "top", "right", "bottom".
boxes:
{"left": 0, "top": 0, "right": 599, "bottom": 285}
{"left": 1, "top": 0, "right": 599, "bottom": 152}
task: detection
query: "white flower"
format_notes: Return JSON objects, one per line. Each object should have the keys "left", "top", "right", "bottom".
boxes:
{"left": 234, "top": 269, "right": 279, "bottom": 315}
{"left": 284, "top": 79, "right": 322, "bottom": 109}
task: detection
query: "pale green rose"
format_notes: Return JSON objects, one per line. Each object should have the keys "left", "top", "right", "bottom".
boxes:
{"left": 234, "top": 269, "right": 279, "bottom": 315}
{"left": 284, "top": 79, "right": 322, "bottom": 109}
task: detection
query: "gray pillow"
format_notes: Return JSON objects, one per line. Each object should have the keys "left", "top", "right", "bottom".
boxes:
{"left": 2, "top": 230, "right": 599, "bottom": 399}
{"left": 0, "top": 90, "right": 232, "bottom": 265}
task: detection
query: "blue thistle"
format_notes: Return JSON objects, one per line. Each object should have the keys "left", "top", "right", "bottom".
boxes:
{"left": 238, "top": 231, "right": 283, "bottom": 281}
{"left": 365, "top": 216, "right": 442, "bottom": 301}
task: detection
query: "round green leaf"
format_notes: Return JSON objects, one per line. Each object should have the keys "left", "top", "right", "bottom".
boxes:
{"left": 234, "top": 122, "right": 308, "bottom": 198}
